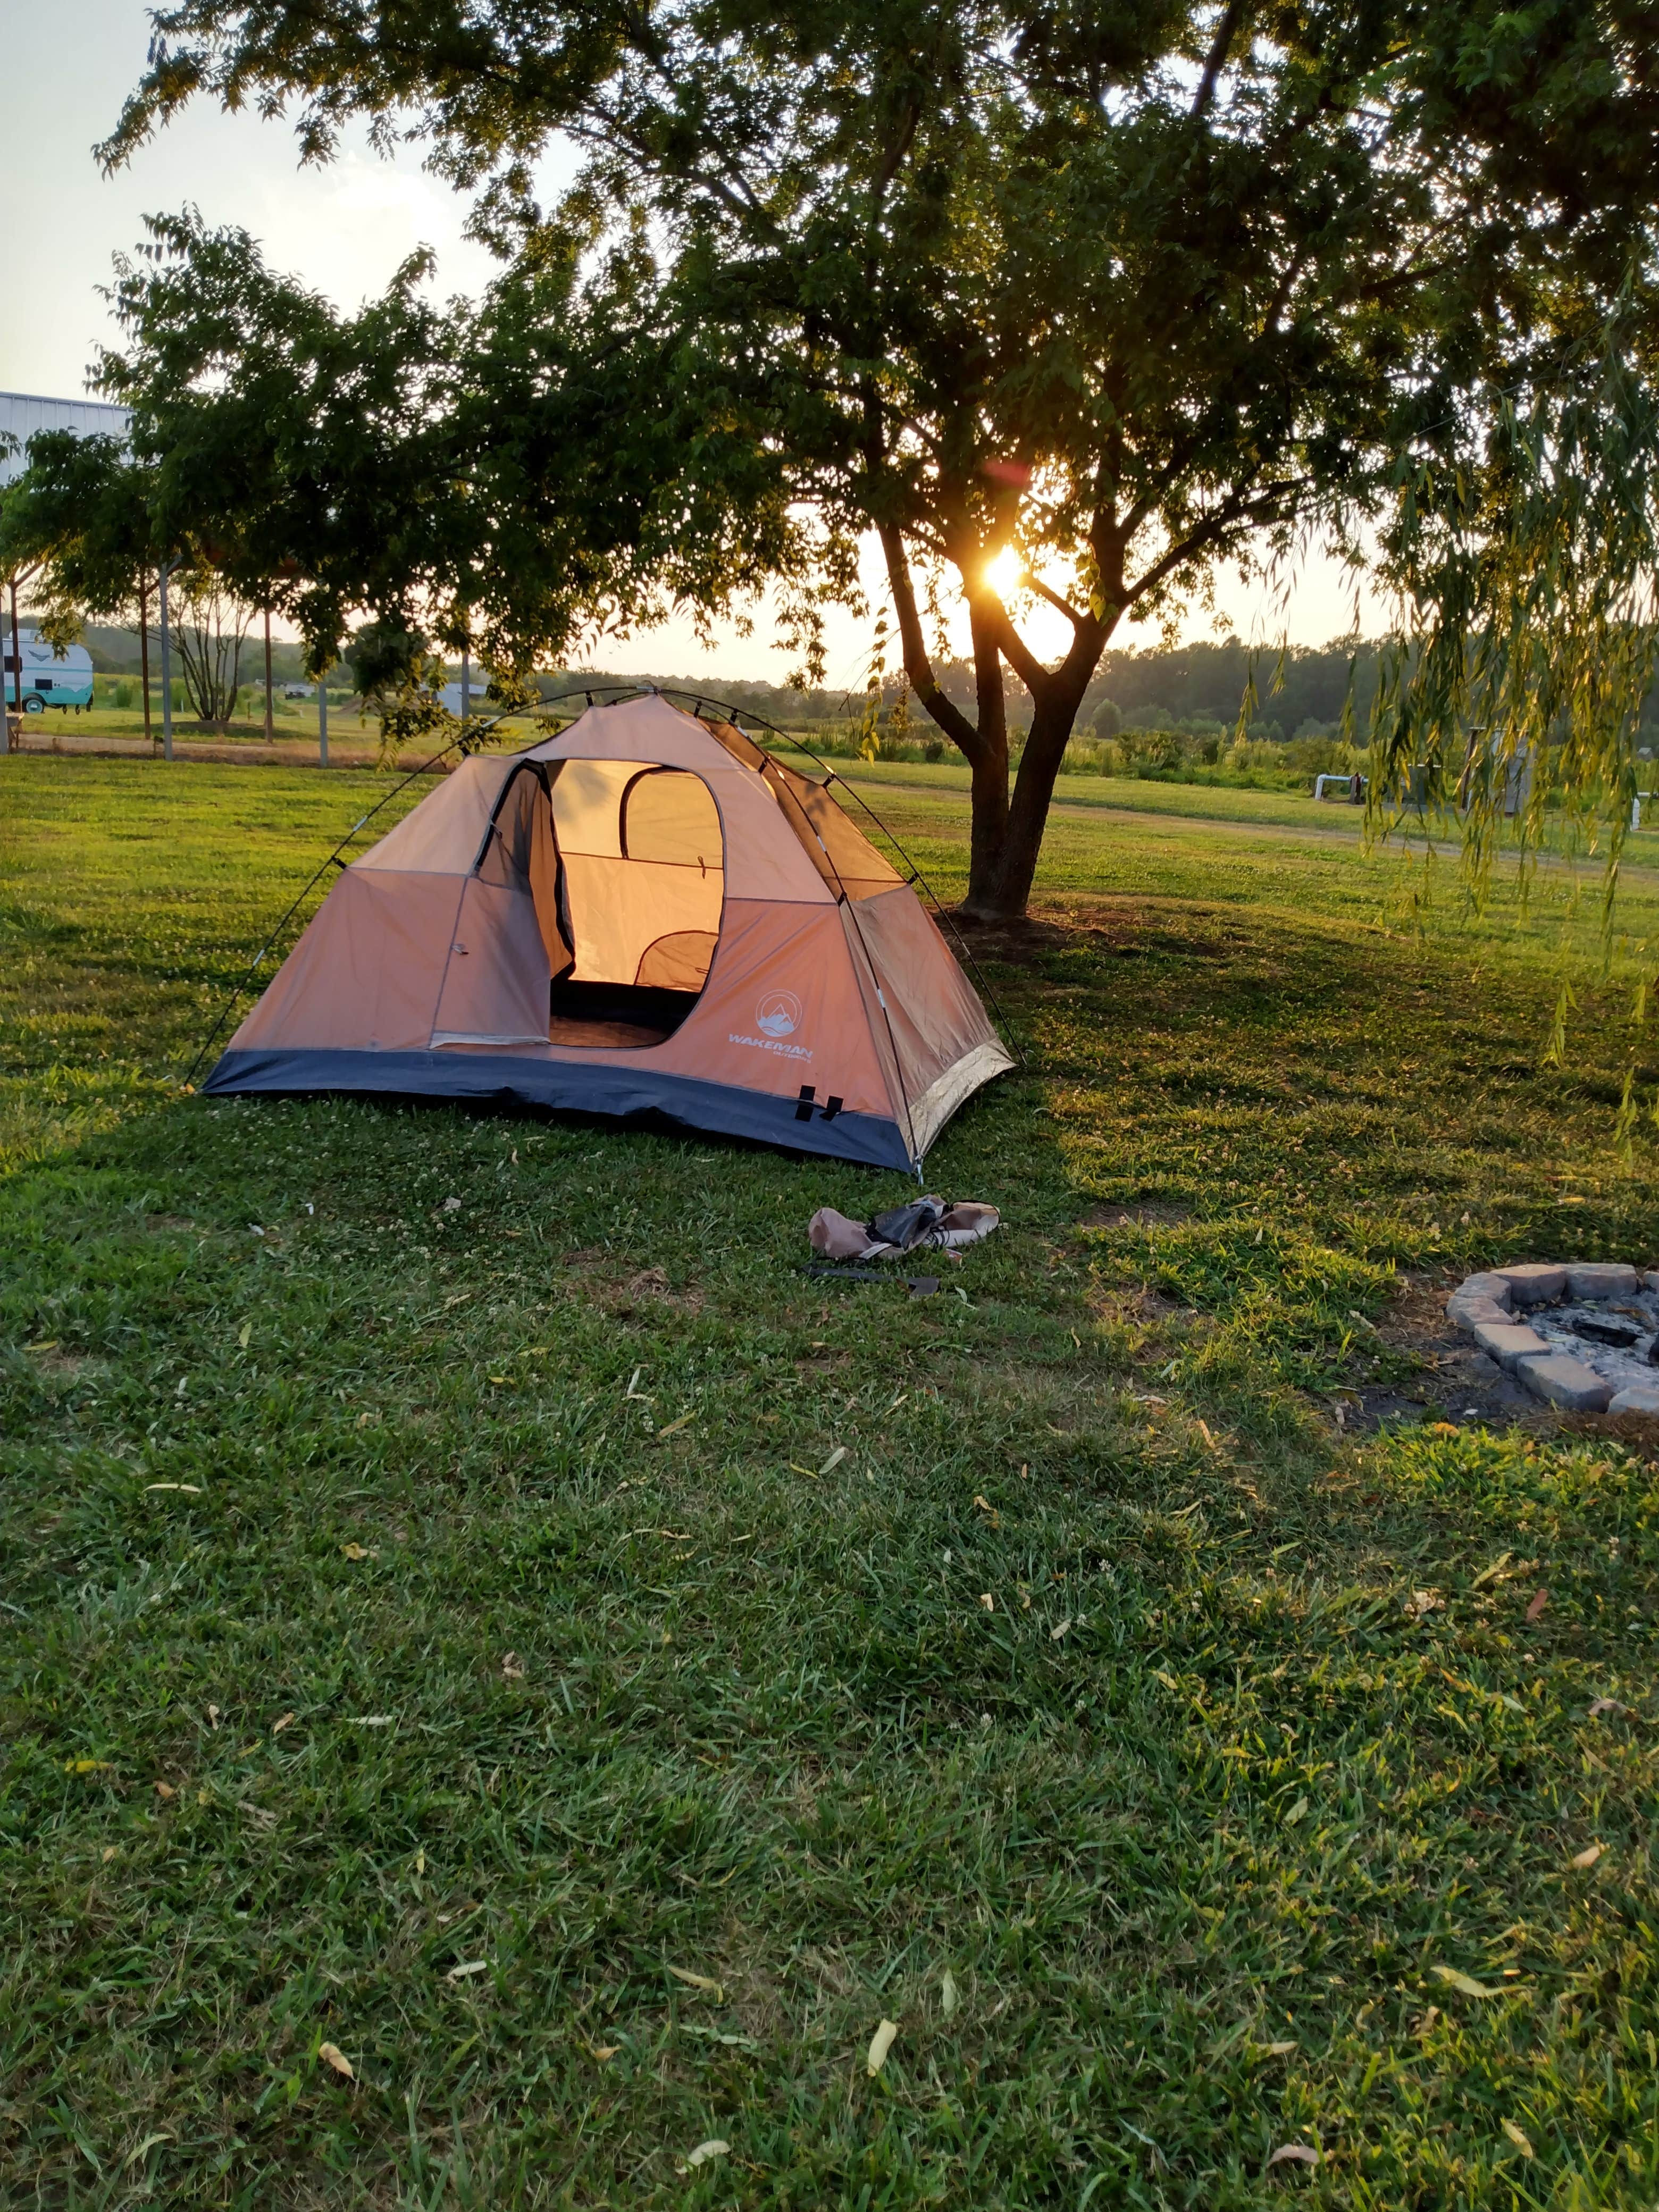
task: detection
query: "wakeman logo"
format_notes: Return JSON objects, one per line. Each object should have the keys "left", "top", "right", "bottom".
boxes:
{"left": 730, "top": 988, "right": 812, "bottom": 1061}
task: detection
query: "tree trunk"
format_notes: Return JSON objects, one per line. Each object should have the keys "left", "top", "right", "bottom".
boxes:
{"left": 961, "top": 600, "right": 1010, "bottom": 916}
{"left": 139, "top": 576, "right": 153, "bottom": 751}
{"left": 960, "top": 697, "right": 1081, "bottom": 919}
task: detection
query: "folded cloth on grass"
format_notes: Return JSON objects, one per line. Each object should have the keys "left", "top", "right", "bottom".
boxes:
{"left": 809, "top": 1197, "right": 1000, "bottom": 1262}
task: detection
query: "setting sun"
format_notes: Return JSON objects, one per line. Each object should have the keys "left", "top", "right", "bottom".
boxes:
{"left": 982, "top": 544, "right": 1024, "bottom": 599}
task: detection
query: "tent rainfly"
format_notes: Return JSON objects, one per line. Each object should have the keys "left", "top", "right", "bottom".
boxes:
{"left": 204, "top": 694, "right": 1012, "bottom": 1170}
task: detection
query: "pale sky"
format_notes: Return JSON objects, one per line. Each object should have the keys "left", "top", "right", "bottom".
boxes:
{"left": 2, "top": 0, "right": 1381, "bottom": 682}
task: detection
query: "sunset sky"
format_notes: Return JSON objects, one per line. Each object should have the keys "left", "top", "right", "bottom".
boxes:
{"left": 4, "top": 0, "right": 1383, "bottom": 679}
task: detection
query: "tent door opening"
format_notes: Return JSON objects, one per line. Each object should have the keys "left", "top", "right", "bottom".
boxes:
{"left": 469, "top": 757, "right": 726, "bottom": 1050}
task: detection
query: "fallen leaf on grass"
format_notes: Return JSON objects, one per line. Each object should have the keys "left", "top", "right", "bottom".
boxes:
{"left": 1432, "top": 1965, "right": 1501, "bottom": 1998}
{"left": 272, "top": 1713, "right": 295, "bottom": 1734}
{"left": 65, "top": 1758, "right": 113, "bottom": 1774}
{"left": 501, "top": 1653, "right": 525, "bottom": 1680}
{"left": 677, "top": 2141, "right": 730, "bottom": 2173}
{"left": 656, "top": 1411, "right": 697, "bottom": 1438}
{"left": 23, "top": 1340, "right": 58, "bottom": 1354}
{"left": 145, "top": 1483, "right": 202, "bottom": 1495}
{"left": 1263, "top": 2040, "right": 1297, "bottom": 2056}
{"left": 590, "top": 2043, "right": 620, "bottom": 2062}
{"left": 207, "top": 1704, "right": 221, "bottom": 1730}
{"left": 238, "top": 1322, "right": 251, "bottom": 1350}
{"left": 1524, "top": 1588, "right": 1549, "bottom": 1624}
{"left": 1154, "top": 1670, "right": 1179, "bottom": 1690}
{"left": 978, "top": 1592, "right": 995, "bottom": 1611}
{"left": 1589, "top": 1697, "right": 1632, "bottom": 1718}
{"left": 318, "top": 2042, "right": 355, "bottom": 2081}
{"left": 1266, "top": 2144, "right": 1319, "bottom": 2168}
{"left": 940, "top": 1968, "right": 957, "bottom": 2018}
{"left": 1571, "top": 1842, "right": 1604, "bottom": 1869}
{"left": 1501, "top": 2118, "right": 1535, "bottom": 2159}
{"left": 667, "top": 1965, "right": 724, "bottom": 1999}
{"left": 1051, "top": 1619, "right": 1073, "bottom": 1641}
{"left": 1471, "top": 1551, "right": 1513, "bottom": 1589}
{"left": 446, "top": 1959, "right": 490, "bottom": 1981}
{"left": 1284, "top": 1796, "right": 1309, "bottom": 1825}
{"left": 866, "top": 2019, "right": 899, "bottom": 2075}
{"left": 102, "top": 1846, "right": 118, "bottom": 1863}
{"left": 154, "top": 1781, "right": 176, "bottom": 1800}
{"left": 818, "top": 1445, "right": 848, "bottom": 1476}
{"left": 339, "top": 1543, "right": 376, "bottom": 1561}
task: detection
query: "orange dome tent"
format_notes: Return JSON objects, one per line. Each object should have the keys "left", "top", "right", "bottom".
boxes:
{"left": 204, "top": 693, "right": 1012, "bottom": 1171}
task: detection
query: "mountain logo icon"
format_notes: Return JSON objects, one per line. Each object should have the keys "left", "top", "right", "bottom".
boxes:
{"left": 755, "top": 990, "right": 802, "bottom": 1038}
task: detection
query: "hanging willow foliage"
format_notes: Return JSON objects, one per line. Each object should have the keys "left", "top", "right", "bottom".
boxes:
{"left": 1368, "top": 307, "right": 1659, "bottom": 926}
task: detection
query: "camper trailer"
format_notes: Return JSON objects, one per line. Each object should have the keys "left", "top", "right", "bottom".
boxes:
{"left": 4, "top": 629, "right": 95, "bottom": 713}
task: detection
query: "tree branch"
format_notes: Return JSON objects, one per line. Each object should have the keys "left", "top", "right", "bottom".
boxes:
{"left": 975, "top": 593, "right": 1056, "bottom": 698}
{"left": 1192, "top": 0, "right": 1250, "bottom": 120}
{"left": 1025, "top": 571, "right": 1089, "bottom": 627}
{"left": 878, "top": 522, "right": 985, "bottom": 760}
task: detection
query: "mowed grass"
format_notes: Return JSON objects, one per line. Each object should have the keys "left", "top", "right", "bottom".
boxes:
{"left": 5, "top": 756, "right": 1659, "bottom": 2208}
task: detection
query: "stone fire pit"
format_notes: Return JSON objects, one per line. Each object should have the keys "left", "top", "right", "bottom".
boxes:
{"left": 1446, "top": 1262, "right": 1659, "bottom": 1413}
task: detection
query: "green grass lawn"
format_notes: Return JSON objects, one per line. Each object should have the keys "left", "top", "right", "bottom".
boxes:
{"left": 6, "top": 756, "right": 1659, "bottom": 2208}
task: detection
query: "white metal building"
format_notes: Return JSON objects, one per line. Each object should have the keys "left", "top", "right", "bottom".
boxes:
{"left": 0, "top": 390, "right": 131, "bottom": 483}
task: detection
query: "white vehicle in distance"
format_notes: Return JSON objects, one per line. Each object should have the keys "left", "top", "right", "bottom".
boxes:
{"left": 4, "top": 628, "right": 95, "bottom": 712}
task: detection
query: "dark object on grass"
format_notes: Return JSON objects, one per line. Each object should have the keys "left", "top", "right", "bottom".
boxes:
{"left": 1576, "top": 1319, "right": 1640, "bottom": 1347}
{"left": 806, "top": 1264, "right": 938, "bottom": 1295}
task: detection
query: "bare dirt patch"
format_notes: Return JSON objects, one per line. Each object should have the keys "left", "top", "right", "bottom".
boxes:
{"left": 1352, "top": 1271, "right": 1546, "bottom": 1433}
{"left": 1078, "top": 1202, "right": 1192, "bottom": 1230}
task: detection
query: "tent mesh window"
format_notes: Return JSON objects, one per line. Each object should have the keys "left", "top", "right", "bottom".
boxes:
{"left": 481, "top": 758, "right": 726, "bottom": 1048}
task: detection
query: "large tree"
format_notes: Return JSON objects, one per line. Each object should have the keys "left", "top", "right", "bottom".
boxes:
{"left": 106, "top": 1, "right": 1659, "bottom": 916}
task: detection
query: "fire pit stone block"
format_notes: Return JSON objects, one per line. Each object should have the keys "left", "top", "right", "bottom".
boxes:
{"left": 1446, "top": 1273, "right": 1515, "bottom": 1326}
{"left": 1515, "top": 1353, "right": 1615, "bottom": 1412}
{"left": 1610, "top": 1384, "right": 1659, "bottom": 1415}
{"left": 1472, "top": 1319, "right": 1552, "bottom": 1372}
{"left": 1496, "top": 1263, "right": 1570, "bottom": 1305}
{"left": 1565, "top": 1262, "right": 1641, "bottom": 1300}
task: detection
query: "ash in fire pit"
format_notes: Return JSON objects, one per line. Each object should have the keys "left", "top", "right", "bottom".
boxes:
{"left": 1446, "top": 1261, "right": 1659, "bottom": 1413}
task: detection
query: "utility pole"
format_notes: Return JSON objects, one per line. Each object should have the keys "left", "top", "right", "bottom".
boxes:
{"left": 460, "top": 642, "right": 471, "bottom": 724}
{"left": 158, "top": 559, "right": 175, "bottom": 762}
{"left": 318, "top": 660, "right": 329, "bottom": 767}
{"left": 263, "top": 607, "right": 274, "bottom": 741}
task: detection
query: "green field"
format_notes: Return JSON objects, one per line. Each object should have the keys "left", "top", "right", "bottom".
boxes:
{"left": 5, "top": 754, "right": 1659, "bottom": 2207}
